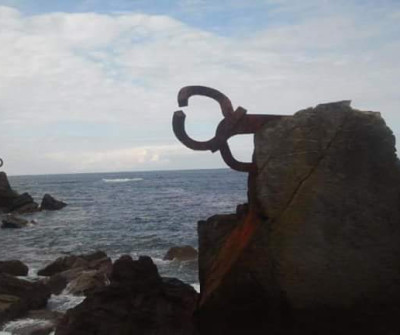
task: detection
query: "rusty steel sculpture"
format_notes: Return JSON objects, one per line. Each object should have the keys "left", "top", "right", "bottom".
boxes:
{"left": 173, "top": 85, "right": 287, "bottom": 205}
{"left": 0, "top": 158, "right": 3, "bottom": 168}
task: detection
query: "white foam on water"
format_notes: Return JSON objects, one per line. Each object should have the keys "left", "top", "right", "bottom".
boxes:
{"left": 102, "top": 178, "right": 143, "bottom": 183}
{"left": 47, "top": 293, "right": 85, "bottom": 312}
{"left": 2, "top": 318, "right": 51, "bottom": 333}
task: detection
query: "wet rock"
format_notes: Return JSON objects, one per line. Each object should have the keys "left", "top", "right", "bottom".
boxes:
{"left": 1, "top": 214, "right": 29, "bottom": 229}
{"left": 37, "top": 251, "right": 108, "bottom": 277}
{"left": 38, "top": 252, "right": 112, "bottom": 296}
{"left": 163, "top": 245, "right": 198, "bottom": 261}
{"left": 40, "top": 194, "right": 67, "bottom": 211}
{"left": 10, "top": 193, "right": 39, "bottom": 214}
{"left": 66, "top": 270, "right": 109, "bottom": 295}
{"left": 0, "top": 274, "right": 51, "bottom": 326}
{"left": 55, "top": 255, "right": 198, "bottom": 335}
{"left": 0, "top": 260, "right": 29, "bottom": 276}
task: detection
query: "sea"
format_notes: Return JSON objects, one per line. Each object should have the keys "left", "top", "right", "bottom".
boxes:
{"left": 0, "top": 168, "right": 247, "bottom": 334}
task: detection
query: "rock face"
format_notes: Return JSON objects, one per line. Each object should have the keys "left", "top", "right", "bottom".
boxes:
{"left": 38, "top": 251, "right": 112, "bottom": 296}
{"left": 163, "top": 245, "right": 198, "bottom": 261}
{"left": 0, "top": 274, "right": 51, "bottom": 326}
{"left": 0, "top": 260, "right": 29, "bottom": 276}
{"left": 10, "top": 192, "right": 39, "bottom": 213}
{"left": 55, "top": 255, "right": 198, "bottom": 335}
{"left": 197, "top": 103, "right": 400, "bottom": 333}
{"left": 40, "top": 194, "right": 67, "bottom": 211}
{"left": 0, "top": 172, "right": 18, "bottom": 211}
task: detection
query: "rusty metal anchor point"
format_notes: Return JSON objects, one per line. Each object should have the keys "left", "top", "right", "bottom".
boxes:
{"left": 172, "top": 85, "right": 286, "bottom": 173}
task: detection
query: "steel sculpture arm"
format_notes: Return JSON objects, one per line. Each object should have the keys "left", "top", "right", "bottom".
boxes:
{"left": 172, "top": 86, "right": 287, "bottom": 172}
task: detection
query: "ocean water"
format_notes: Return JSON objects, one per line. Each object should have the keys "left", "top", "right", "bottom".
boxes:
{"left": 0, "top": 168, "right": 247, "bottom": 333}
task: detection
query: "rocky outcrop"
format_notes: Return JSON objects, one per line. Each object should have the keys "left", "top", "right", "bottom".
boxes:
{"left": 0, "top": 274, "right": 51, "bottom": 326}
{"left": 1, "top": 214, "right": 29, "bottom": 229}
{"left": 9, "top": 193, "right": 39, "bottom": 214}
{"left": 40, "top": 194, "right": 67, "bottom": 211}
{"left": 38, "top": 251, "right": 112, "bottom": 296}
{"left": 55, "top": 255, "right": 198, "bottom": 335}
{"left": 0, "top": 260, "right": 29, "bottom": 276}
{"left": 163, "top": 245, "right": 198, "bottom": 261}
{"left": 0, "top": 172, "right": 18, "bottom": 211}
{"left": 197, "top": 103, "right": 400, "bottom": 333}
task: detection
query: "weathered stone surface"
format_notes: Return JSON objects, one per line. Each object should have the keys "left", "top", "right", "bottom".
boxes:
{"left": 40, "top": 194, "right": 67, "bottom": 211}
{"left": 55, "top": 255, "right": 198, "bottom": 335}
{"left": 1, "top": 215, "right": 29, "bottom": 229}
{"left": 198, "top": 103, "right": 400, "bottom": 333}
{"left": 0, "top": 274, "right": 51, "bottom": 326}
{"left": 0, "top": 260, "right": 29, "bottom": 276}
{"left": 66, "top": 270, "right": 109, "bottom": 295}
{"left": 37, "top": 251, "right": 108, "bottom": 277}
{"left": 163, "top": 245, "right": 198, "bottom": 261}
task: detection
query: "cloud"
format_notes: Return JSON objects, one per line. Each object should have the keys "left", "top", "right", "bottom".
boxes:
{"left": 0, "top": 2, "right": 399, "bottom": 175}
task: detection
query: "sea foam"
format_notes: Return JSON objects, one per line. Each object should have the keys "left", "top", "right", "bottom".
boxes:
{"left": 102, "top": 178, "right": 143, "bottom": 183}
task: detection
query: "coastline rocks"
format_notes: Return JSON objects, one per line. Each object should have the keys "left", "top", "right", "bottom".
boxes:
{"left": 1, "top": 214, "right": 29, "bottom": 229}
{"left": 197, "top": 103, "right": 400, "bottom": 333}
{"left": 163, "top": 245, "right": 198, "bottom": 261}
{"left": 38, "top": 251, "right": 112, "bottom": 296}
{"left": 0, "top": 172, "right": 18, "bottom": 211}
{"left": 10, "top": 193, "right": 39, "bottom": 214}
{"left": 40, "top": 194, "right": 67, "bottom": 211}
{"left": 55, "top": 255, "right": 198, "bottom": 335}
{"left": 0, "top": 260, "right": 29, "bottom": 276}
{"left": 0, "top": 274, "right": 51, "bottom": 326}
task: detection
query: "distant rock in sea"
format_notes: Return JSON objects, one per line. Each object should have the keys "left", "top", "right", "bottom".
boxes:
{"left": 163, "top": 245, "right": 198, "bottom": 261}
{"left": 0, "top": 260, "right": 29, "bottom": 276}
{"left": 40, "top": 193, "right": 67, "bottom": 211}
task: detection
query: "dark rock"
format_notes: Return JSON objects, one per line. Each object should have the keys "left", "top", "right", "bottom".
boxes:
{"left": 38, "top": 252, "right": 111, "bottom": 296}
{"left": 0, "top": 260, "right": 29, "bottom": 276}
{"left": 0, "top": 274, "right": 51, "bottom": 326}
{"left": 66, "top": 270, "right": 109, "bottom": 295}
{"left": 197, "top": 103, "right": 400, "bottom": 333}
{"left": 40, "top": 194, "right": 67, "bottom": 211}
{"left": 1, "top": 214, "right": 29, "bottom": 228}
{"left": 55, "top": 255, "right": 198, "bottom": 335}
{"left": 0, "top": 172, "right": 18, "bottom": 211}
{"left": 37, "top": 251, "right": 108, "bottom": 277}
{"left": 163, "top": 245, "right": 198, "bottom": 261}
{"left": 10, "top": 193, "right": 39, "bottom": 214}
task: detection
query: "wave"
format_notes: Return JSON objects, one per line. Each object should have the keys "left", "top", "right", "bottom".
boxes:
{"left": 102, "top": 178, "right": 143, "bottom": 183}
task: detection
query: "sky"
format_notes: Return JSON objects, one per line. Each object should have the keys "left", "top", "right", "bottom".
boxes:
{"left": 0, "top": 0, "right": 399, "bottom": 175}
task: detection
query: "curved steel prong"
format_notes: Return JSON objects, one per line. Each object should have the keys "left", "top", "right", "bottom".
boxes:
{"left": 173, "top": 110, "right": 220, "bottom": 152}
{"left": 219, "top": 141, "right": 255, "bottom": 173}
{"left": 178, "top": 86, "right": 234, "bottom": 117}
{"left": 0, "top": 158, "right": 3, "bottom": 168}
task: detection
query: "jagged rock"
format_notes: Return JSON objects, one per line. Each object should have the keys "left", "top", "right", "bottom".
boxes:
{"left": 198, "top": 103, "right": 400, "bottom": 334}
{"left": 37, "top": 251, "right": 108, "bottom": 277}
{"left": 0, "top": 260, "right": 29, "bottom": 276}
{"left": 40, "top": 194, "right": 67, "bottom": 211}
{"left": 55, "top": 255, "right": 198, "bottom": 335}
{"left": 163, "top": 245, "right": 198, "bottom": 261}
{"left": 0, "top": 172, "right": 18, "bottom": 211}
{"left": 10, "top": 193, "right": 39, "bottom": 214}
{"left": 66, "top": 270, "right": 109, "bottom": 295}
{"left": 0, "top": 274, "right": 51, "bottom": 326}
{"left": 38, "top": 252, "right": 112, "bottom": 296}
{"left": 1, "top": 214, "right": 29, "bottom": 229}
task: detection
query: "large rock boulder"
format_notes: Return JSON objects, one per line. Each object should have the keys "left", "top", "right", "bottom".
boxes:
{"left": 0, "top": 260, "right": 29, "bottom": 276}
{"left": 0, "top": 274, "right": 51, "bottom": 326}
{"left": 197, "top": 102, "right": 400, "bottom": 333}
{"left": 0, "top": 172, "right": 18, "bottom": 211}
{"left": 40, "top": 194, "right": 67, "bottom": 211}
{"left": 10, "top": 192, "right": 39, "bottom": 214}
{"left": 38, "top": 251, "right": 112, "bottom": 296}
{"left": 163, "top": 245, "right": 198, "bottom": 261}
{"left": 55, "top": 255, "right": 198, "bottom": 335}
